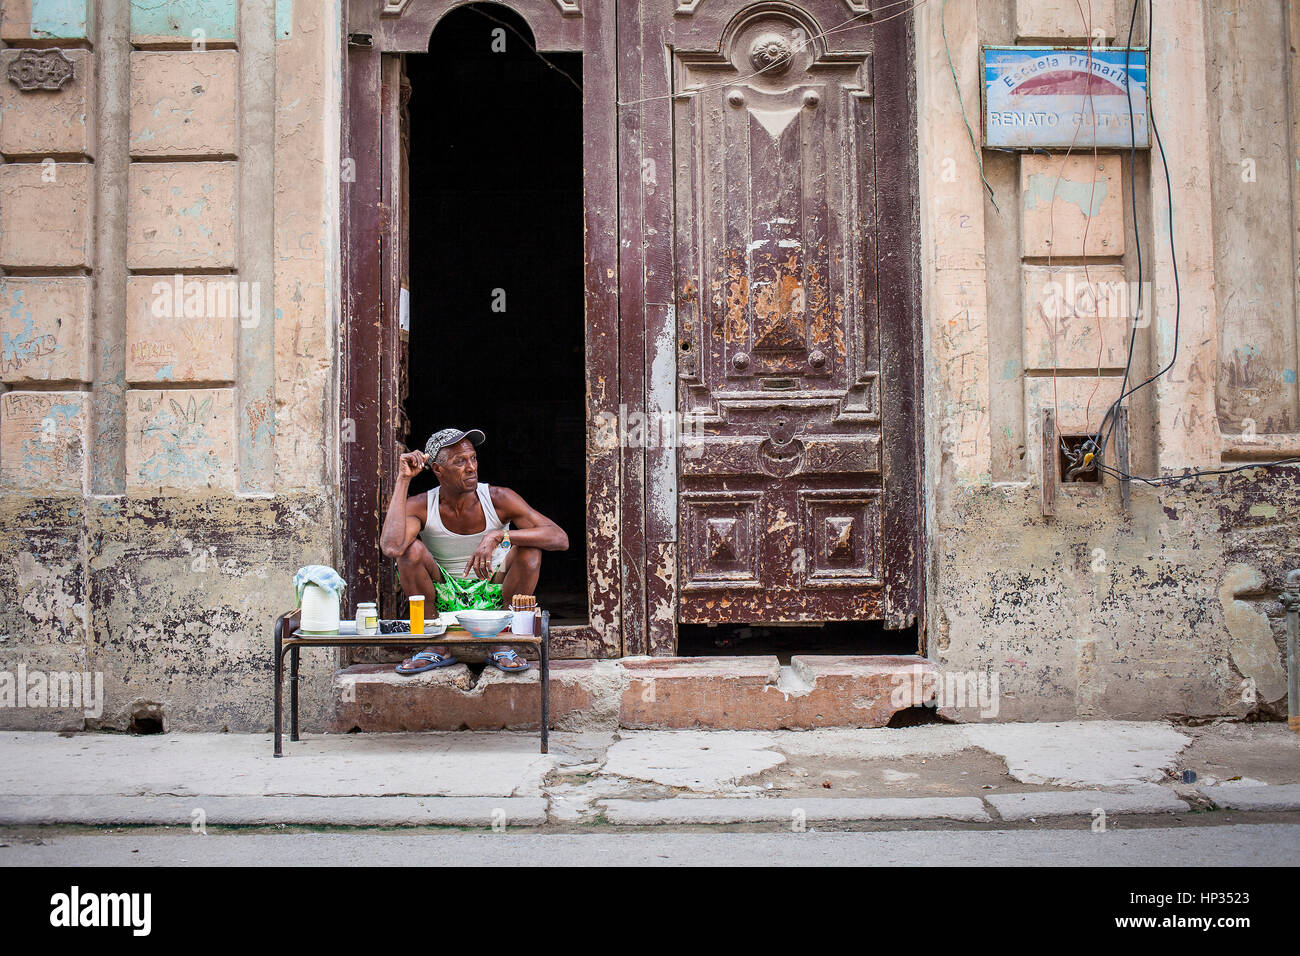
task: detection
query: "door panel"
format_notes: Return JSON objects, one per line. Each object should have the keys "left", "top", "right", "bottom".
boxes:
{"left": 675, "top": 5, "right": 880, "bottom": 623}
{"left": 650, "top": 1, "right": 922, "bottom": 627}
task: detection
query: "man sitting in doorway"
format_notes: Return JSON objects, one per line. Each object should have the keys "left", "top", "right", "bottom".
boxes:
{"left": 379, "top": 427, "right": 568, "bottom": 674}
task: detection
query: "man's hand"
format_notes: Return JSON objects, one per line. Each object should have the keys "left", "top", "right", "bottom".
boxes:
{"left": 466, "top": 529, "right": 505, "bottom": 580}
{"left": 397, "top": 450, "right": 427, "bottom": 482}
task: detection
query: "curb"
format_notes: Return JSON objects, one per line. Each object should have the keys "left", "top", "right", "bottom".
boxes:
{"left": 1198, "top": 784, "right": 1300, "bottom": 812}
{"left": 599, "top": 796, "right": 992, "bottom": 825}
{"left": 4, "top": 786, "right": 1297, "bottom": 829}
{"left": 986, "top": 787, "right": 1188, "bottom": 821}
{"left": 0, "top": 795, "right": 548, "bottom": 827}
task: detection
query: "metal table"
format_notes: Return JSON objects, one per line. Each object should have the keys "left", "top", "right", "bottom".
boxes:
{"left": 273, "top": 608, "right": 550, "bottom": 756}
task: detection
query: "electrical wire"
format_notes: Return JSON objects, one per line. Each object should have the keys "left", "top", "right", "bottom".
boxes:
{"left": 1091, "top": 0, "right": 1151, "bottom": 462}
{"left": 463, "top": 4, "right": 582, "bottom": 96}
{"left": 1081, "top": 0, "right": 1298, "bottom": 488}
{"left": 1104, "top": 105, "right": 1178, "bottom": 443}
{"left": 467, "top": 0, "right": 929, "bottom": 106}
{"left": 1096, "top": 458, "right": 1300, "bottom": 487}
{"left": 942, "top": 0, "right": 998, "bottom": 213}
{"left": 1101, "top": 0, "right": 1147, "bottom": 459}
{"left": 1076, "top": 0, "right": 1107, "bottom": 439}
{"left": 1075, "top": 0, "right": 1144, "bottom": 472}
{"left": 1044, "top": 0, "right": 1102, "bottom": 454}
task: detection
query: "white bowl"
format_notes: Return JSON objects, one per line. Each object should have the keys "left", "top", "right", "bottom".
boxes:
{"left": 455, "top": 610, "right": 513, "bottom": 638}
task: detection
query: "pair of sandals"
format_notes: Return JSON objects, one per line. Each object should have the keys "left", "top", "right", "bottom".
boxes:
{"left": 396, "top": 649, "right": 529, "bottom": 675}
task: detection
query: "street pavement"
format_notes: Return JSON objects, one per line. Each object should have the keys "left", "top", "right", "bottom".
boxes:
{"left": 0, "top": 721, "right": 1296, "bottom": 852}
{"left": 3, "top": 825, "right": 1297, "bottom": 866}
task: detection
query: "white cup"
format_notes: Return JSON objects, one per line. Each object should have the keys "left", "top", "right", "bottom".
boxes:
{"left": 511, "top": 609, "right": 534, "bottom": 635}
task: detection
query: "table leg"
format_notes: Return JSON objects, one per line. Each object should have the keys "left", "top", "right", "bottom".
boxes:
{"left": 540, "top": 610, "right": 549, "bottom": 754}
{"left": 290, "top": 645, "right": 300, "bottom": 742}
{"left": 273, "top": 626, "right": 283, "bottom": 757}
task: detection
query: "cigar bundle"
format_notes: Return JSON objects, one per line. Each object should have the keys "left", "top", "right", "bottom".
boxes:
{"left": 511, "top": 594, "right": 536, "bottom": 610}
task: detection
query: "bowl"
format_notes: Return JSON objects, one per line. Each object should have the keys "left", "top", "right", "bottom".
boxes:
{"left": 454, "top": 610, "right": 513, "bottom": 638}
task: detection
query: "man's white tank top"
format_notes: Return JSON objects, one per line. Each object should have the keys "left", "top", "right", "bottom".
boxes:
{"left": 418, "top": 482, "right": 508, "bottom": 580}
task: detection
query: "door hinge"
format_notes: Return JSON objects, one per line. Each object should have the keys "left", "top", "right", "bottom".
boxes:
{"left": 348, "top": 32, "right": 373, "bottom": 48}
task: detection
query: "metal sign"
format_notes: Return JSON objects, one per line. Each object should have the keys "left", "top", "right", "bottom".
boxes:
{"left": 981, "top": 46, "right": 1149, "bottom": 149}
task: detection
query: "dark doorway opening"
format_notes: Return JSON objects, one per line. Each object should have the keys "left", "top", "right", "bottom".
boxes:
{"left": 403, "top": 4, "right": 587, "bottom": 622}
{"left": 677, "top": 621, "right": 918, "bottom": 664}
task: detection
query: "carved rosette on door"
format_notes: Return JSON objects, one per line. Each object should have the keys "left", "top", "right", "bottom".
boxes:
{"left": 674, "top": 4, "right": 886, "bottom": 623}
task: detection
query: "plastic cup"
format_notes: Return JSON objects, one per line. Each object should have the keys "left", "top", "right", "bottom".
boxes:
{"left": 409, "top": 595, "right": 425, "bottom": 635}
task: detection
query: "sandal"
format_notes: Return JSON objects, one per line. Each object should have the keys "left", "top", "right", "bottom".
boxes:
{"left": 486, "top": 649, "right": 530, "bottom": 673}
{"left": 395, "top": 651, "right": 458, "bottom": 675}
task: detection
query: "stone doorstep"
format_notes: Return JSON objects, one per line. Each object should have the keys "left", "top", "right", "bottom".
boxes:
{"left": 335, "top": 660, "right": 595, "bottom": 733}
{"left": 620, "top": 654, "right": 936, "bottom": 730}
{"left": 333, "top": 655, "right": 937, "bottom": 733}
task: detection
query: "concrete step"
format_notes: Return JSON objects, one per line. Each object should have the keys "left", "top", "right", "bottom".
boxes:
{"left": 621, "top": 654, "right": 936, "bottom": 729}
{"left": 333, "top": 654, "right": 936, "bottom": 733}
{"left": 334, "top": 660, "right": 609, "bottom": 733}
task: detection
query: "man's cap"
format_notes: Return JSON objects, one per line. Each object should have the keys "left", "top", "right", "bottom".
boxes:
{"left": 424, "top": 427, "right": 485, "bottom": 461}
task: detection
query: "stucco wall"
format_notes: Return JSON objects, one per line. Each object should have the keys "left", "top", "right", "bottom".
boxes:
{"left": 0, "top": 0, "right": 341, "bottom": 730}
{"left": 917, "top": 0, "right": 1296, "bottom": 720}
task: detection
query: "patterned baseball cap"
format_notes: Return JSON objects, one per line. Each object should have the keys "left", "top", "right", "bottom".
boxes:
{"left": 424, "top": 427, "right": 485, "bottom": 461}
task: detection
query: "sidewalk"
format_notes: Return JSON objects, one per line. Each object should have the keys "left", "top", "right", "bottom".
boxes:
{"left": 1, "top": 721, "right": 1297, "bottom": 828}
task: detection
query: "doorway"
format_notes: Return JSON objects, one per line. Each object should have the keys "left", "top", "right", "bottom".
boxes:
{"left": 402, "top": 5, "right": 588, "bottom": 623}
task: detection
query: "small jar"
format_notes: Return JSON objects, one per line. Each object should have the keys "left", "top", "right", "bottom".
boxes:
{"left": 355, "top": 602, "right": 378, "bottom": 636}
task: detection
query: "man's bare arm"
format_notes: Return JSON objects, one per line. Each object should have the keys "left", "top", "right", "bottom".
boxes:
{"left": 488, "top": 486, "right": 568, "bottom": 552}
{"left": 379, "top": 451, "right": 429, "bottom": 558}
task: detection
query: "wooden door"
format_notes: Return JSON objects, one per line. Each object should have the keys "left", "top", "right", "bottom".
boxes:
{"left": 622, "top": 1, "right": 923, "bottom": 638}
{"left": 342, "top": 0, "right": 621, "bottom": 657}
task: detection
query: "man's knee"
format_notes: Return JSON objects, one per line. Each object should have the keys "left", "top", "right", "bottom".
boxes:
{"left": 396, "top": 538, "right": 426, "bottom": 565}
{"left": 516, "top": 546, "right": 542, "bottom": 572}
{"left": 397, "top": 541, "right": 437, "bottom": 598}
{"left": 398, "top": 540, "right": 442, "bottom": 587}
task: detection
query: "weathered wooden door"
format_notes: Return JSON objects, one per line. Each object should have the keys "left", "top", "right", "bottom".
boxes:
{"left": 621, "top": 1, "right": 922, "bottom": 643}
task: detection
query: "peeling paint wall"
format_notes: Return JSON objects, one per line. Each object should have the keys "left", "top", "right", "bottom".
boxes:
{"left": 932, "top": 477, "right": 1295, "bottom": 721}
{"left": 1206, "top": 1, "right": 1300, "bottom": 440}
{"left": 917, "top": 0, "right": 1297, "bottom": 721}
{"left": 0, "top": 0, "right": 341, "bottom": 731}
